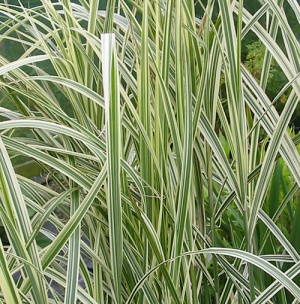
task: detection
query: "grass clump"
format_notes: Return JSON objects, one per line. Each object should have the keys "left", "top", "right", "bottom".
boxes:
{"left": 0, "top": 0, "right": 299, "bottom": 303}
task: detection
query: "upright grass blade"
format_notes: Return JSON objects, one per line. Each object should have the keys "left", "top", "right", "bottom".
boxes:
{"left": 172, "top": 2, "right": 194, "bottom": 290}
{"left": 64, "top": 162, "right": 81, "bottom": 303}
{"left": 102, "top": 33, "right": 123, "bottom": 303}
{"left": 138, "top": 4, "right": 152, "bottom": 292}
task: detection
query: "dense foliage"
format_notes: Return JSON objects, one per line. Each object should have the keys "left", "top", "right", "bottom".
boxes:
{"left": 0, "top": 0, "right": 299, "bottom": 303}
